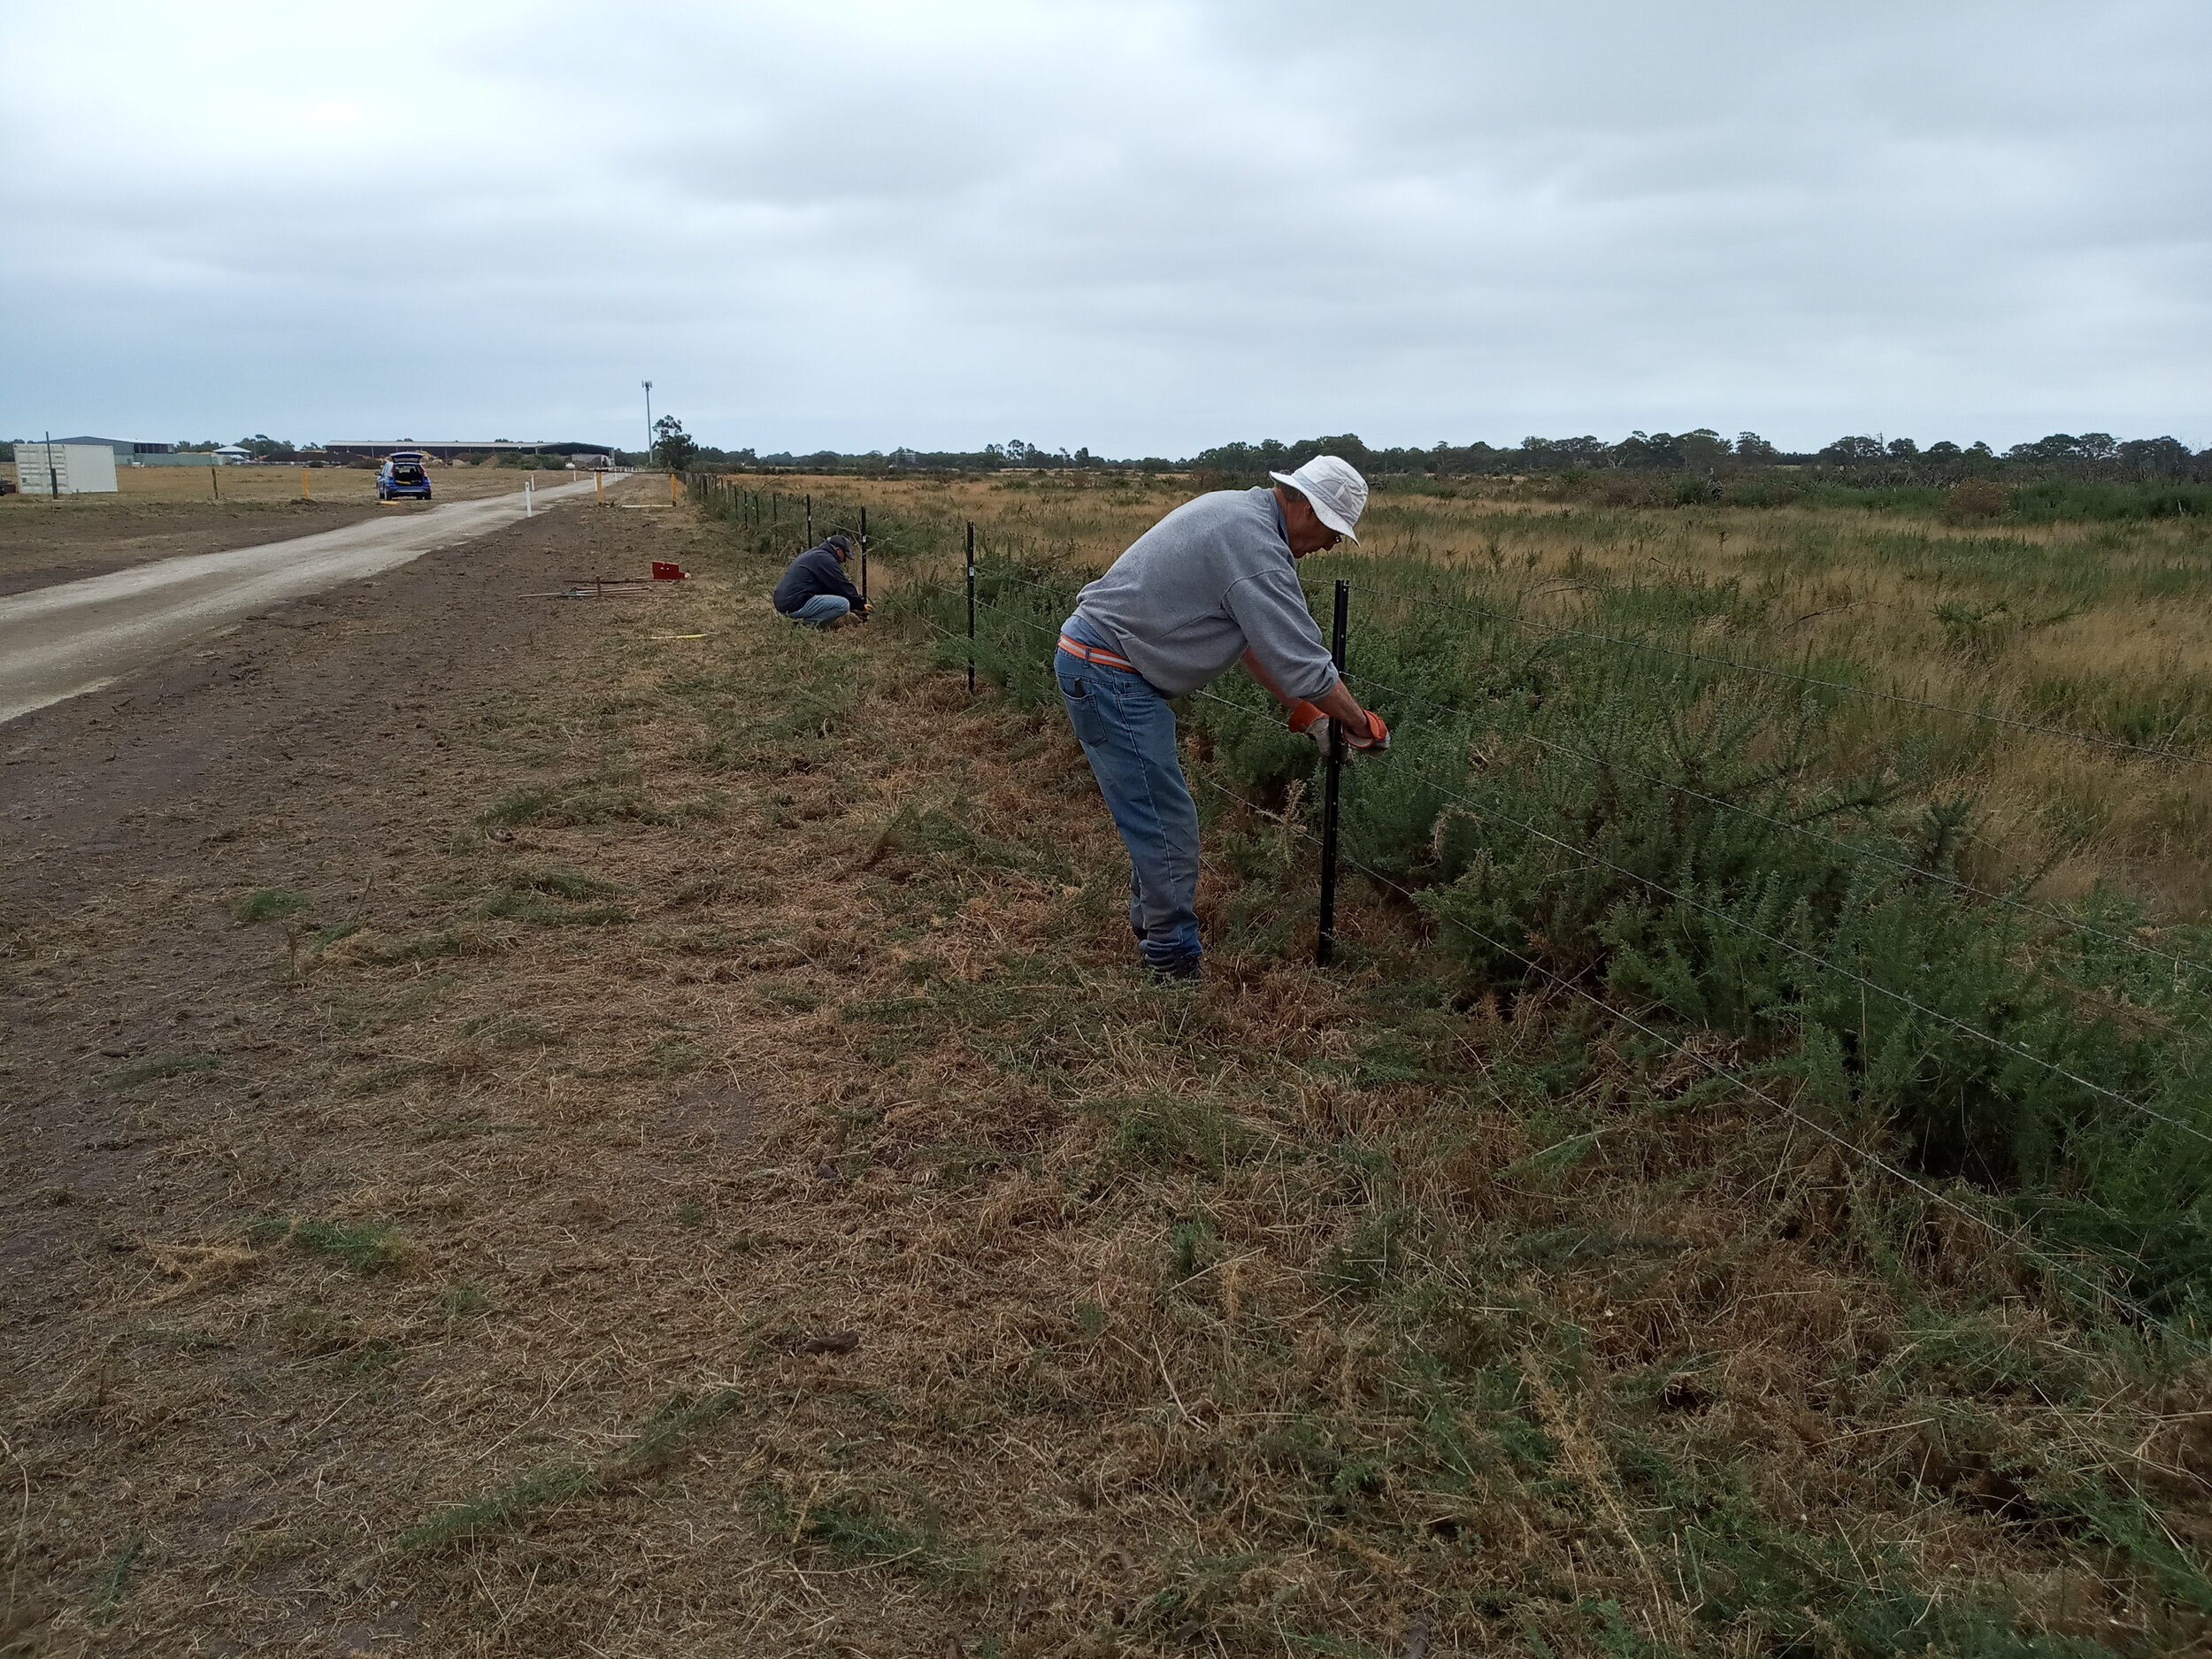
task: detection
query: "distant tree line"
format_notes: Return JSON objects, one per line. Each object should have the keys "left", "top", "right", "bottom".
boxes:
{"left": 660, "top": 424, "right": 2208, "bottom": 484}
{"left": 29, "top": 422, "right": 2189, "bottom": 487}
{"left": 636, "top": 429, "right": 1176, "bottom": 472}
{"left": 1187, "top": 429, "right": 2211, "bottom": 484}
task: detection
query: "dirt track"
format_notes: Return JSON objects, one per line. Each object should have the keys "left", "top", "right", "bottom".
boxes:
{"left": 1, "top": 483, "right": 650, "bottom": 1235}
{"left": 0, "top": 503, "right": 388, "bottom": 598}
{"left": 0, "top": 476, "right": 620, "bottom": 724}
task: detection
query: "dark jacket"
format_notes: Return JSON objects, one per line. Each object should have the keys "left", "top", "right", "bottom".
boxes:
{"left": 773, "top": 544, "right": 863, "bottom": 614}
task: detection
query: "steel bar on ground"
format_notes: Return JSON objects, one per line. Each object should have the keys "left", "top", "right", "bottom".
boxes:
{"left": 1316, "top": 580, "right": 1350, "bottom": 966}
{"left": 965, "top": 522, "right": 978, "bottom": 696}
{"left": 859, "top": 505, "right": 870, "bottom": 611}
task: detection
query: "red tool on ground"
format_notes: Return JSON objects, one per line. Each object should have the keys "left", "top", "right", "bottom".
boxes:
{"left": 652, "top": 562, "right": 686, "bottom": 580}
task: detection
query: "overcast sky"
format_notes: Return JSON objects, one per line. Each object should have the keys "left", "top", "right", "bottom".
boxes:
{"left": 4, "top": 0, "right": 2207, "bottom": 456}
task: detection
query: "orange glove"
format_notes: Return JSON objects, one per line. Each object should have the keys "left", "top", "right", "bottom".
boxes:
{"left": 1346, "top": 709, "right": 1390, "bottom": 753}
{"left": 1287, "top": 700, "right": 1388, "bottom": 755}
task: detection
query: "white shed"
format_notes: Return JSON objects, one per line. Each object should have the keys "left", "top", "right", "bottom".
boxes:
{"left": 12, "top": 442, "right": 119, "bottom": 495}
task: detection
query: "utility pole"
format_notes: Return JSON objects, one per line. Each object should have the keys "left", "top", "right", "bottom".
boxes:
{"left": 642, "top": 380, "right": 653, "bottom": 465}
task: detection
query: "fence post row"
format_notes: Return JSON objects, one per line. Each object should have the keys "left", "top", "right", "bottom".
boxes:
{"left": 1315, "top": 580, "right": 1350, "bottom": 967}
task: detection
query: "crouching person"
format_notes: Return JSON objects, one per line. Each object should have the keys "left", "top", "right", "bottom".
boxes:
{"left": 773, "top": 533, "right": 870, "bottom": 628}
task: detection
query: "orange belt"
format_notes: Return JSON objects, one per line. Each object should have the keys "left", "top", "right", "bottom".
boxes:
{"left": 1056, "top": 634, "right": 1137, "bottom": 673}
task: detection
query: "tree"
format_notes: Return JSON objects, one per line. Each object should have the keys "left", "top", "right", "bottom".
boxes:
{"left": 650, "top": 416, "right": 698, "bottom": 470}
{"left": 1678, "top": 428, "right": 1729, "bottom": 472}
{"left": 1818, "top": 435, "right": 1886, "bottom": 466}
{"left": 2118, "top": 437, "right": 2192, "bottom": 479}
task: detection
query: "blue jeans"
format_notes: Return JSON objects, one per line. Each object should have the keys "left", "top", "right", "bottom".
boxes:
{"left": 1056, "top": 647, "right": 1202, "bottom": 966}
{"left": 786, "top": 594, "right": 849, "bottom": 628}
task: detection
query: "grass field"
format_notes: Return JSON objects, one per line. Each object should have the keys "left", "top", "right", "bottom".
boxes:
{"left": 751, "top": 471, "right": 2212, "bottom": 916}
{"left": 689, "top": 473, "right": 2212, "bottom": 1649}
{"left": 12, "top": 475, "right": 2212, "bottom": 1655}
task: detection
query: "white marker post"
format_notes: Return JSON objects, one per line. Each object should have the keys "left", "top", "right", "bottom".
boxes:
{"left": 526, "top": 473, "right": 534, "bottom": 517}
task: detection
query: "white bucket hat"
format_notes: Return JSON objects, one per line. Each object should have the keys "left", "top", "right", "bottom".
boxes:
{"left": 1268, "top": 455, "right": 1368, "bottom": 542}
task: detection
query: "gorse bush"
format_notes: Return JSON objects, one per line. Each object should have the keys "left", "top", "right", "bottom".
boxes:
{"left": 934, "top": 547, "right": 2212, "bottom": 1319}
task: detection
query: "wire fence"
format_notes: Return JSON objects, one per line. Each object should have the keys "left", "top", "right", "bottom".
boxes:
{"left": 688, "top": 478, "right": 2212, "bottom": 1329}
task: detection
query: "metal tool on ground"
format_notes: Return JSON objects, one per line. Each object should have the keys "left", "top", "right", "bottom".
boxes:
{"left": 526, "top": 565, "right": 687, "bottom": 600}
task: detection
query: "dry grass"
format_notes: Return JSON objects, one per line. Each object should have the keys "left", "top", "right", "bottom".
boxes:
{"left": 7, "top": 492, "right": 2210, "bottom": 1655}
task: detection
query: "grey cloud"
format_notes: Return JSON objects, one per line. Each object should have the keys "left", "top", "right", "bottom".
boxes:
{"left": 2, "top": 0, "right": 2206, "bottom": 455}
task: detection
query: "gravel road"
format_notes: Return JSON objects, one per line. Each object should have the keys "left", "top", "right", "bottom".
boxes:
{"left": 0, "top": 472, "right": 625, "bottom": 723}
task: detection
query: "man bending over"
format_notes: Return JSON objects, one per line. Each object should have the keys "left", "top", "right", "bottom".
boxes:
{"left": 1055, "top": 456, "right": 1388, "bottom": 982}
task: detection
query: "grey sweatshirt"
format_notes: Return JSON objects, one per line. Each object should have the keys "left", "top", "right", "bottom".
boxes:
{"left": 1063, "top": 488, "right": 1339, "bottom": 699}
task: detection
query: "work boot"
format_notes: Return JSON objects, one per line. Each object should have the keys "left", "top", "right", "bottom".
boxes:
{"left": 1144, "top": 953, "right": 1201, "bottom": 985}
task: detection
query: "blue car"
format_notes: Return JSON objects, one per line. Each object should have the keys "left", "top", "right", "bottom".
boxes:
{"left": 377, "top": 451, "right": 433, "bottom": 501}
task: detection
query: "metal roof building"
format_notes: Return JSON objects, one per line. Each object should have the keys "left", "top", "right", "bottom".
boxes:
{"left": 321, "top": 440, "right": 612, "bottom": 461}
{"left": 54, "top": 436, "right": 174, "bottom": 456}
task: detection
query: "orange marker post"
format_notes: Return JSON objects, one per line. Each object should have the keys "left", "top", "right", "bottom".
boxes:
{"left": 668, "top": 471, "right": 678, "bottom": 504}
{"left": 595, "top": 469, "right": 604, "bottom": 504}
{"left": 301, "top": 466, "right": 311, "bottom": 501}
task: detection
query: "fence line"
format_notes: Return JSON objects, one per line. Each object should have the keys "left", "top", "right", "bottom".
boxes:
{"left": 1355, "top": 576, "right": 2212, "bottom": 768}
{"left": 828, "top": 559, "right": 2212, "bottom": 995}
{"left": 1184, "top": 665, "right": 2212, "bottom": 1142}
{"left": 703, "top": 503, "right": 2194, "bottom": 1325}
{"left": 717, "top": 497, "right": 2203, "bottom": 1283}
{"left": 917, "top": 585, "right": 2212, "bottom": 1147}
{"left": 943, "top": 549, "right": 2212, "bottom": 975}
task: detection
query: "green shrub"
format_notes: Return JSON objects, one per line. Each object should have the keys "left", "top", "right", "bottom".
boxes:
{"left": 944, "top": 545, "right": 2212, "bottom": 1316}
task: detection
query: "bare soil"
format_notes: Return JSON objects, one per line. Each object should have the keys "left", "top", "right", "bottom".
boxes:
{"left": 0, "top": 486, "right": 711, "bottom": 1650}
